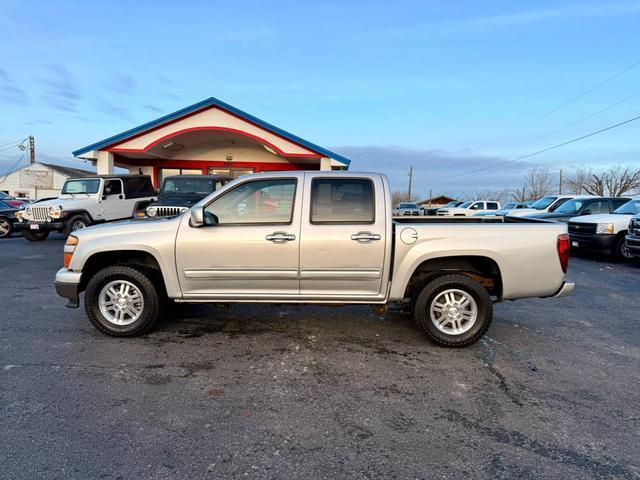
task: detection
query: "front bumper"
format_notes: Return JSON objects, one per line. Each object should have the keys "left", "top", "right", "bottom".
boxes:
{"left": 55, "top": 268, "right": 82, "bottom": 308}
{"left": 22, "top": 220, "right": 65, "bottom": 232}
{"left": 624, "top": 235, "right": 640, "bottom": 258}
{"left": 569, "top": 233, "right": 617, "bottom": 254}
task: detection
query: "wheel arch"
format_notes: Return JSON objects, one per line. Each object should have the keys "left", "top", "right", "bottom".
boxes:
{"left": 78, "top": 249, "right": 169, "bottom": 296}
{"left": 399, "top": 255, "right": 503, "bottom": 302}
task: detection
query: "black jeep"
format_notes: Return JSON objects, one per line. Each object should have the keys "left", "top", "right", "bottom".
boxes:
{"left": 141, "top": 174, "right": 231, "bottom": 218}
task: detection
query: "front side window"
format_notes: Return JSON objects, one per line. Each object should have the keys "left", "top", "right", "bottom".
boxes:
{"left": 584, "top": 200, "right": 610, "bottom": 215}
{"left": 62, "top": 179, "right": 101, "bottom": 194}
{"left": 103, "top": 180, "right": 122, "bottom": 196}
{"left": 555, "top": 199, "right": 584, "bottom": 214}
{"left": 470, "top": 202, "right": 483, "bottom": 210}
{"left": 310, "top": 178, "right": 374, "bottom": 224}
{"left": 205, "top": 179, "right": 296, "bottom": 225}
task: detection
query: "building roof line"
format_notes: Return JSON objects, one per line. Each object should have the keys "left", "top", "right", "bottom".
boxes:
{"left": 72, "top": 97, "right": 351, "bottom": 166}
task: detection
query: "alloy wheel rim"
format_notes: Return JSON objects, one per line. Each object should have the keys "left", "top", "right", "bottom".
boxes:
{"left": 430, "top": 288, "right": 478, "bottom": 335}
{"left": 621, "top": 242, "right": 632, "bottom": 259}
{"left": 0, "top": 220, "right": 9, "bottom": 235}
{"left": 72, "top": 220, "right": 87, "bottom": 231}
{"left": 98, "top": 280, "right": 144, "bottom": 326}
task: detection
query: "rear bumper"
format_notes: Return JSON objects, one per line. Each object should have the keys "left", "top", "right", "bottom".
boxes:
{"left": 55, "top": 268, "right": 82, "bottom": 308}
{"left": 624, "top": 235, "right": 640, "bottom": 258}
{"left": 550, "top": 281, "right": 575, "bottom": 298}
{"left": 569, "top": 233, "right": 617, "bottom": 253}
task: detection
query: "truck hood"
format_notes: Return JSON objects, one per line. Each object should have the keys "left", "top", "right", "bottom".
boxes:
{"left": 569, "top": 213, "right": 633, "bottom": 226}
{"left": 507, "top": 208, "right": 543, "bottom": 217}
{"left": 153, "top": 194, "right": 206, "bottom": 207}
{"left": 29, "top": 196, "right": 95, "bottom": 209}
{"left": 71, "top": 216, "right": 181, "bottom": 242}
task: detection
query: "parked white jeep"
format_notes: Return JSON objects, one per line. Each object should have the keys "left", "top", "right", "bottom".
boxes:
{"left": 19, "top": 175, "right": 156, "bottom": 241}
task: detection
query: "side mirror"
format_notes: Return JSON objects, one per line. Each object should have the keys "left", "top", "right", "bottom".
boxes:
{"left": 102, "top": 195, "right": 107, "bottom": 200}
{"left": 190, "top": 206, "right": 204, "bottom": 227}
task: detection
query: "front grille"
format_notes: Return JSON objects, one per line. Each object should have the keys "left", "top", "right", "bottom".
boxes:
{"left": 631, "top": 221, "right": 640, "bottom": 236}
{"left": 30, "top": 206, "right": 50, "bottom": 221}
{"left": 568, "top": 222, "right": 596, "bottom": 235}
{"left": 155, "top": 206, "right": 187, "bottom": 217}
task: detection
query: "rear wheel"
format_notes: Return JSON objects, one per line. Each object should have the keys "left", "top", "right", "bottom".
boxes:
{"left": 64, "top": 214, "right": 90, "bottom": 236}
{"left": 414, "top": 274, "right": 493, "bottom": 347}
{"left": 85, "top": 266, "right": 161, "bottom": 337}
{"left": 23, "top": 229, "right": 49, "bottom": 241}
{"left": 0, "top": 218, "right": 12, "bottom": 238}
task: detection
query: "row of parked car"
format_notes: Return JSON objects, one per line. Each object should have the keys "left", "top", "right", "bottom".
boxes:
{"left": 392, "top": 194, "right": 640, "bottom": 261}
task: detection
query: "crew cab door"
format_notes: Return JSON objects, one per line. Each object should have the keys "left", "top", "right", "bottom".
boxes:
{"left": 175, "top": 175, "right": 302, "bottom": 298}
{"left": 100, "top": 179, "right": 125, "bottom": 220}
{"left": 299, "top": 174, "right": 388, "bottom": 297}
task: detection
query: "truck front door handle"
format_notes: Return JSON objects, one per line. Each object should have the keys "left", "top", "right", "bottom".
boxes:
{"left": 266, "top": 232, "right": 296, "bottom": 243}
{"left": 351, "top": 231, "right": 381, "bottom": 242}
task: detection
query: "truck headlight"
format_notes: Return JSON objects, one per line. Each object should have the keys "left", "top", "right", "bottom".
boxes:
{"left": 146, "top": 206, "right": 157, "bottom": 217}
{"left": 64, "top": 235, "right": 79, "bottom": 268}
{"left": 596, "top": 223, "right": 614, "bottom": 234}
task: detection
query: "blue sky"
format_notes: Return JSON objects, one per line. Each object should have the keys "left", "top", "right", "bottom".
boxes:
{"left": 1, "top": 0, "right": 639, "bottom": 197}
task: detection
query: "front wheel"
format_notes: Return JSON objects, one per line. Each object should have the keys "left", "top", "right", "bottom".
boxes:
{"left": 413, "top": 274, "right": 493, "bottom": 347}
{"left": 85, "top": 266, "right": 161, "bottom": 337}
{"left": 616, "top": 237, "right": 634, "bottom": 261}
{"left": 23, "top": 229, "right": 49, "bottom": 241}
{"left": 64, "top": 214, "right": 90, "bottom": 236}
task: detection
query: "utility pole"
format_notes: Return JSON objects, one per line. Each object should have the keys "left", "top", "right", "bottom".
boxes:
{"left": 559, "top": 168, "right": 563, "bottom": 195}
{"left": 28, "top": 135, "right": 35, "bottom": 164}
{"left": 407, "top": 165, "right": 413, "bottom": 200}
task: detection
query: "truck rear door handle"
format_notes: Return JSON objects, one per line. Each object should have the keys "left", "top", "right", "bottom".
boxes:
{"left": 351, "top": 231, "right": 381, "bottom": 242}
{"left": 266, "top": 232, "right": 296, "bottom": 243}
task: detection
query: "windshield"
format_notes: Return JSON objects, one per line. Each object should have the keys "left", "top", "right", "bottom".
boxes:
{"left": 502, "top": 203, "right": 516, "bottom": 209}
{"left": 530, "top": 196, "right": 558, "bottom": 210}
{"left": 0, "top": 192, "right": 13, "bottom": 200}
{"left": 555, "top": 199, "right": 585, "bottom": 214}
{"left": 162, "top": 177, "right": 220, "bottom": 195}
{"left": 458, "top": 201, "right": 472, "bottom": 208}
{"left": 398, "top": 203, "right": 417, "bottom": 208}
{"left": 62, "top": 179, "right": 101, "bottom": 194}
{"left": 613, "top": 199, "right": 640, "bottom": 215}
{"left": 444, "top": 201, "right": 459, "bottom": 207}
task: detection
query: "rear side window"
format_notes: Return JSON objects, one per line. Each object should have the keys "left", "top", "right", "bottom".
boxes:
{"left": 125, "top": 177, "right": 155, "bottom": 198}
{"left": 612, "top": 198, "right": 630, "bottom": 210}
{"left": 311, "top": 178, "right": 374, "bottom": 224}
{"left": 487, "top": 202, "right": 499, "bottom": 210}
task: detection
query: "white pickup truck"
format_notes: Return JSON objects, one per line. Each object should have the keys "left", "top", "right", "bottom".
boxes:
{"left": 55, "top": 172, "right": 574, "bottom": 347}
{"left": 19, "top": 175, "right": 156, "bottom": 241}
{"left": 437, "top": 200, "right": 501, "bottom": 217}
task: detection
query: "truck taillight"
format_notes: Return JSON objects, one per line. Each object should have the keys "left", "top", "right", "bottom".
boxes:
{"left": 557, "top": 233, "right": 569, "bottom": 273}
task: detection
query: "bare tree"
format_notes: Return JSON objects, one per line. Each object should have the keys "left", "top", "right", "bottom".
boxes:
{"left": 524, "top": 167, "right": 553, "bottom": 199}
{"left": 567, "top": 165, "right": 640, "bottom": 196}
{"left": 392, "top": 191, "right": 418, "bottom": 204}
{"left": 511, "top": 186, "right": 528, "bottom": 202}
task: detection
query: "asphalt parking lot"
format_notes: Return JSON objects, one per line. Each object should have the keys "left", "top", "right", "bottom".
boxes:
{"left": 1, "top": 233, "right": 639, "bottom": 479}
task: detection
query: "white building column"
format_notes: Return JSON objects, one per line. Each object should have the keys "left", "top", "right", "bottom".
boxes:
{"left": 96, "top": 151, "right": 114, "bottom": 174}
{"left": 320, "top": 157, "right": 332, "bottom": 171}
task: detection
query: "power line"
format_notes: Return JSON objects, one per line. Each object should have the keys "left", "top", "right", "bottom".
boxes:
{"left": 430, "top": 113, "right": 640, "bottom": 183}
{"left": 1, "top": 152, "right": 26, "bottom": 177}
{"left": 0, "top": 139, "right": 22, "bottom": 149}
{"left": 508, "top": 89, "right": 640, "bottom": 152}
{"left": 471, "top": 58, "right": 640, "bottom": 154}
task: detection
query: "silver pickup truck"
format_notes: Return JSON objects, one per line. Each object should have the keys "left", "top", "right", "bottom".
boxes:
{"left": 55, "top": 172, "right": 574, "bottom": 347}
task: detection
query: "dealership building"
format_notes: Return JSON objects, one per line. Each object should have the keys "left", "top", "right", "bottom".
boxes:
{"left": 73, "top": 97, "right": 351, "bottom": 186}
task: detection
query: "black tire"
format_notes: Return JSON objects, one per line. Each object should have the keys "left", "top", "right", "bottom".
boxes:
{"left": 23, "top": 229, "right": 49, "bottom": 241}
{"left": 85, "top": 265, "right": 161, "bottom": 337}
{"left": 413, "top": 274, "right": 493, "bottom": 348}
{"left": 64, "top": 214, "right": 91, "bottom": 236}
{"left": 616, "top": 236, "right": 634, "bottom": 261}
{"left": 0, "top": 217, "right": 12, "bottom": 238}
